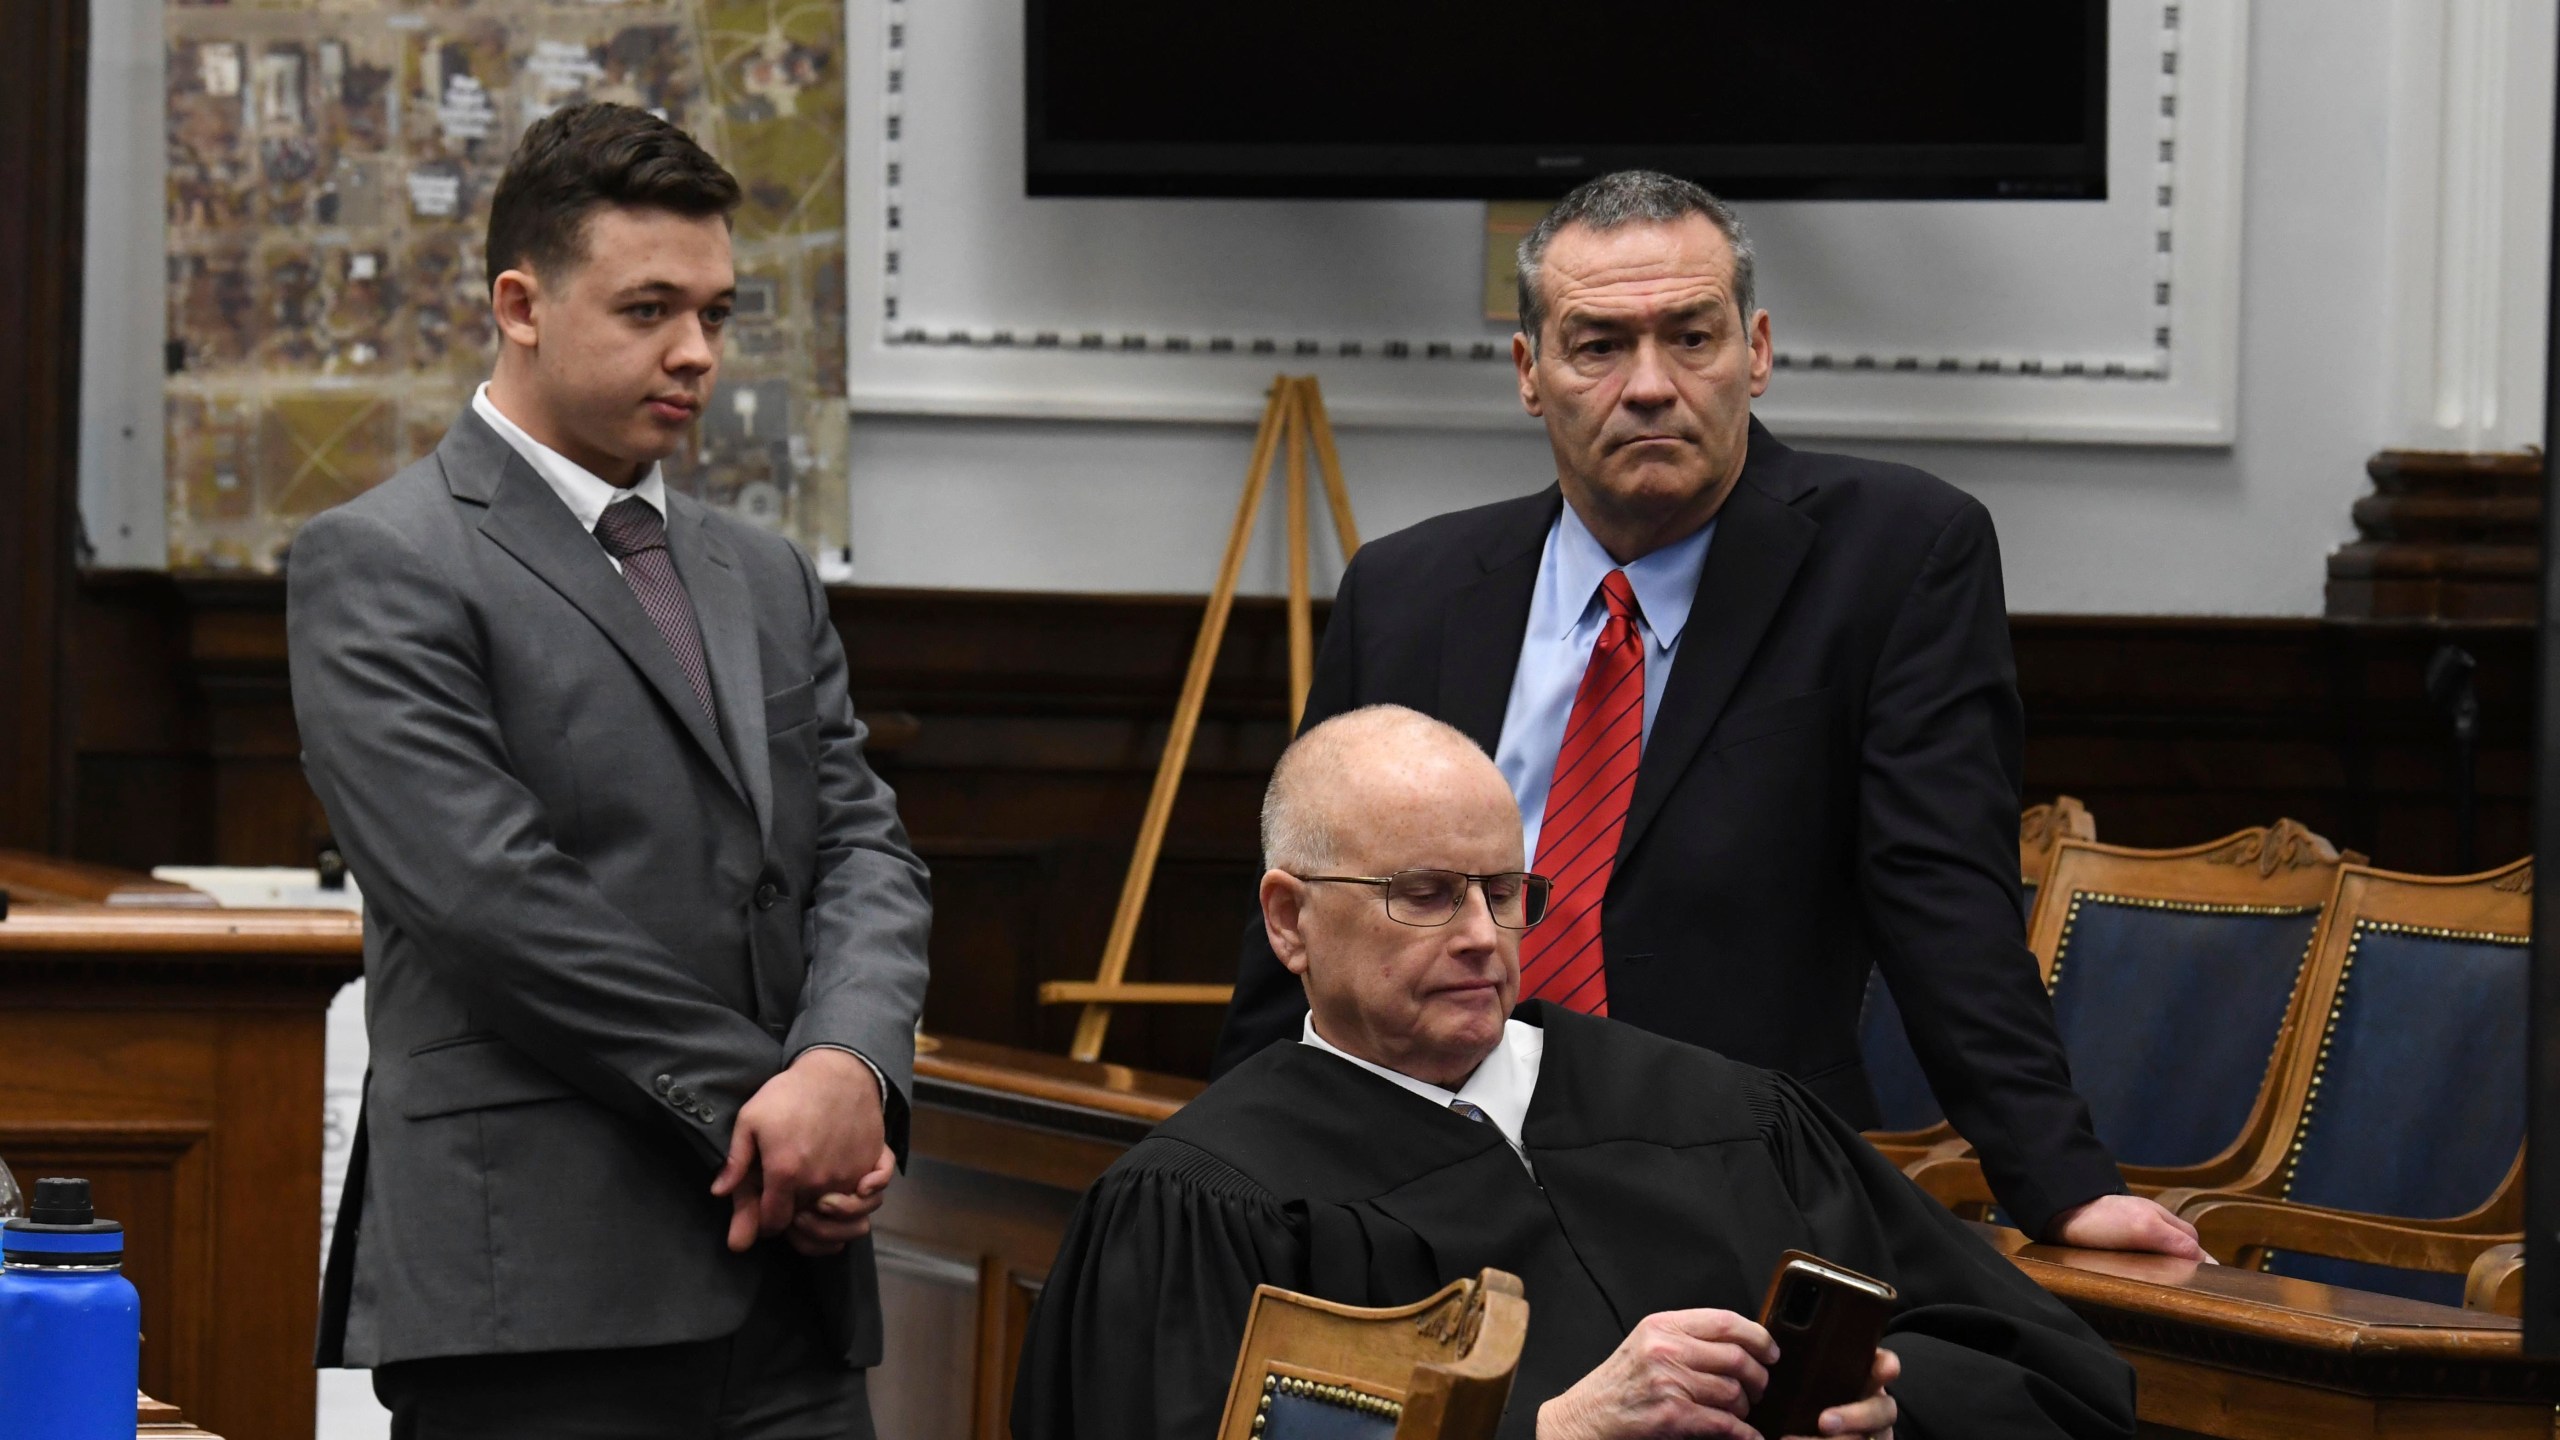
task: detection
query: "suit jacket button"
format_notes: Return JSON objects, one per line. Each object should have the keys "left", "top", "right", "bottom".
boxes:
{"left": 695, "top": 1106, "right": 717, "bottom": 1123}
{"left": 754, "top": 882, "right": 779, "bottom": 911}
{"left": 654, "top": 1074, "right": 674, "bottom": 1096}
{"left": 670, "top": 1085, "right": 694, "bottom": 1106}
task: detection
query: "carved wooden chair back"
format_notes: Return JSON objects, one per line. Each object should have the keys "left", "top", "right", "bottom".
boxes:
{"left": 2031, "top": 821, "right": 2358, "bottom": 1192}
{"left": 2176, "top": 859, "right": 2533, "bottom": 1305}
{"left": 1861, "top": 799, "right": 2098, "bottom": 1160}
{"left": 2018, "top": 795, "right": 2098, "bottom": 924}
{"left": 1216, "top": 1268, "right": 1528, "bottom": 1440}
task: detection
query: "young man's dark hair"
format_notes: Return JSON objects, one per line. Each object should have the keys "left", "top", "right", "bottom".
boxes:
{"left": 484, "top": 102, "right": 743, "bottom": 291}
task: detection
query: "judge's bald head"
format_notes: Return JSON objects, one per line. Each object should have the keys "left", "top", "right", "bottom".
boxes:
{"left": 1259, "top": 706, "right": 1526, "bottom": 1089}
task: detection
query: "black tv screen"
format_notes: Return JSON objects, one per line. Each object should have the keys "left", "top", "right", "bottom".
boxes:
{"left": 1027, "top": 1, "right": 2108, "bottom": 200}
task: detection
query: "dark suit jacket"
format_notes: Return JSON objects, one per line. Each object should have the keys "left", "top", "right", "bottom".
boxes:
{"left": 288, "top": 409, "right": 933, "bottom": 1367}
{"left": 1212, "top": 419, "right": 2119, "bottom": 1236}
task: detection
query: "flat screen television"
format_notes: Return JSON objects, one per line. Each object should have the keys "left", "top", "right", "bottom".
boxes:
{"left": 1026, "top": 1, "right": 2108, "bottom": 200}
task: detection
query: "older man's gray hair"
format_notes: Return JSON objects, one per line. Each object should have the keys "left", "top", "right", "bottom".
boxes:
{"left": 1515, "top": 170, "right": 1756, "bottom": 355}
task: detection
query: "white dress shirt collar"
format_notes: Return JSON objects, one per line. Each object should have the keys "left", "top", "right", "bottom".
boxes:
{"left": 472, "top": 382, "right": 668, "bottom": 536}
{"left": 1299, "top": 1013, "right": 1545, "bottom": 1170}
{"left": 1541, "top": 498, "right": 1716, "bottom": 653}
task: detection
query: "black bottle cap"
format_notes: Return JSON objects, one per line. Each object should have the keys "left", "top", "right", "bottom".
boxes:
{"left": 30, "top": 1178, "right": 93, "bottom": 1226}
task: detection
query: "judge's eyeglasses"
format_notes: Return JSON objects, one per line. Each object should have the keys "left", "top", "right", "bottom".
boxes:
{"left": 1290, "top": 870, "right": 1552, "bottom": 929}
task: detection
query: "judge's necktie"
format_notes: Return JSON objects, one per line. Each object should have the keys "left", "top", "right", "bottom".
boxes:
{"left": 1518, "top": 569, "right": 1645, "bottom": 1016}
{"left": 1448, "top": 1098, "right": 1494, "bottom": 1125}
{"left": 594, "top": 497, "right": 718, "bottom": 725}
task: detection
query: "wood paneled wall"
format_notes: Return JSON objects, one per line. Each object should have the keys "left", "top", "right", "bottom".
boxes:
{"left": 59, "top": 573, "right": 2535, "bottom": 1077}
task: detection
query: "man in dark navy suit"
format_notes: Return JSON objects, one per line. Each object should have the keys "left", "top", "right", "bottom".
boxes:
{"left": 1213, "top": 170, "right": 2201, "bottom": 1256}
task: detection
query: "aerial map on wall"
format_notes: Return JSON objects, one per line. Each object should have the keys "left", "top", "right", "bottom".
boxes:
{"left": 164, "top": 0, "right": 846, "bottom": 571}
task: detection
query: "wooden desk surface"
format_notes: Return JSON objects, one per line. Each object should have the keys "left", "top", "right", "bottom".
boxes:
{"left": 917, "top": 1031, "right": 1200, "bottom": 1131}
{"left": 1971, "top": 1227, "right": 2559, "bottom": 1437}
{"left": 138, "top": 1392, "right": 223, "bottom": 1438}
{"left": 0, "top": 849, "right": 215, "bottom": 907}
{"left": 0, "top": 902, "right": 362, "bottom": 953}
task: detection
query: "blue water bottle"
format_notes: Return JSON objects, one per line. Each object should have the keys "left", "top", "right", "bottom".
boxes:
{"left": 0, "top": 1177, "right": 143, "bottom": 1439}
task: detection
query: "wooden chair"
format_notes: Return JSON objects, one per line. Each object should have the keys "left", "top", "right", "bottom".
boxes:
{"left": 2163, "top": 858, "right": 2532, "bottom": 1307}
{"left": 1216, "top": 1268, "right": 1528, "bottom": 1440}
{"left": 1862, "top": 799, "right": 2098, "bottom": 1166}
{"left": 2465, "top": 1241, "right": 2527, "bottom": 1317}
{"left": 1908, "top": 820, "right": 2357, "bottom": 1217}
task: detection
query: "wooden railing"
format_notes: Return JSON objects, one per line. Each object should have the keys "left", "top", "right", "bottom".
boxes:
{"left": 875, "top": 1035, "right": 2560, "bottom": 1440}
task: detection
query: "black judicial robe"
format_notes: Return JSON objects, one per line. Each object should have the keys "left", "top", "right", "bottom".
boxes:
{"left": 1012, "top": 1004, "right": 2133, "bottom": 1440}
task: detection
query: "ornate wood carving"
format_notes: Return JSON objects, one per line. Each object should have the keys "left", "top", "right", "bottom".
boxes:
{"left": 2199, "top": 819, "right": 2346, "bottom": 878}
{"left": 2020, "top": 795, "right": 2097, "bottom": 881}
{"left": 1413, "top": 1289, "right": 1470, "bottom": 1345}
{"left": 2491, "top": 864, "right": 2533, "bottom": 895}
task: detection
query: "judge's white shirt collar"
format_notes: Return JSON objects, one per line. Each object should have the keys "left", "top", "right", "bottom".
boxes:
{"left": 472, "top": 383, "right": 668, "bottom": 563}
{"left": 1300, "top": 1013, "right": 1545, "bottom": 1170}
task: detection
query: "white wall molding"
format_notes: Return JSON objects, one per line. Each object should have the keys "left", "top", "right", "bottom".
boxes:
{"left": 2382, "top": 0, "right": 2556, "bottom": 453}
{"left": 845, "top": 0, "right": 2250, "bottom": 444}
{"left": 77, "top": 0, "right": 170, "bottom": 568}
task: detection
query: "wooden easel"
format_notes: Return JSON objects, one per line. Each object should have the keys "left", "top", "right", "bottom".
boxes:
{"left": 1038, "top": 375, "right": 1361, "bottom": 1062}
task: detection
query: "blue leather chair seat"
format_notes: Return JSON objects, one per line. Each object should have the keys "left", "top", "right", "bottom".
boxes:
{"left": 2260, "top": 922, "right": 2527, "bottom": 1304}
{"left": 2048, "top": 897, "right": 2318, "bottom": 1169}
{"left": 1254, "top": 1374, "right": 1401, "bottom": 1440}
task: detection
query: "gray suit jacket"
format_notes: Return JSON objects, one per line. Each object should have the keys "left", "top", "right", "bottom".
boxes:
{"left": 289, "top": 409, "right": 932, "bottom": 1369}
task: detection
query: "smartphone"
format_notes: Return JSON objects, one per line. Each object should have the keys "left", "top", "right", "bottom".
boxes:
{"left": 1750, "top": 1250, "right": 1899, "bottom": 1440}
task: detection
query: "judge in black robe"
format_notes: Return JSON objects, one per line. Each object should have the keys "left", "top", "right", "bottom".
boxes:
{"left": 1014, "top": 1003, "right": 2134, "bottom": 1440}
{"left": 1013, "top": 704, "right": 2134, "bottom": 1440}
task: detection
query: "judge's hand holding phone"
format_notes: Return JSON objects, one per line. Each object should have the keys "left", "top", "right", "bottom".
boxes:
{"left": 1534, "top": 1309, "right": 1899, "bottom": 1440}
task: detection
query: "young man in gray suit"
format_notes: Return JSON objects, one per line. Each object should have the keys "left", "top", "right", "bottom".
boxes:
{"left": 288, "top": 103, "right": 931, "bottom": 1437}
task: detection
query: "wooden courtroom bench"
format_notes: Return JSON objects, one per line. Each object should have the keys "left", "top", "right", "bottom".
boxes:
{"left": 872, "top": 1034, "right": 2560, "bottom": 1440}
{"left": 0, "top": 891, "right": 362, "bottom": 1440}
{"left": 1976, "top": 1226, "right": 2560, "bottom": 1438}
{"left": 870, "top": 1035, "right": 1200, "bottom": 1439}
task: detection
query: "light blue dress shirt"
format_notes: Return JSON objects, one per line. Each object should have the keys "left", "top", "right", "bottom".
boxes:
{"left": 1493, "top": 503, "right": 1717, "bottom": 863}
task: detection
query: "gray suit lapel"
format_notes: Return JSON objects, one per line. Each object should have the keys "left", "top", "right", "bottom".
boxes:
{"left": 666, "top": 495, "right": 772, "bottom": 844}
{"left": 447, "top": 418, "right": 748, "bottom": 805}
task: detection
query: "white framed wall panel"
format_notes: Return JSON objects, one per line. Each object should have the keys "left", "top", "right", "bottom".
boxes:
{"left": 847, "top": 0, "right": 2249, "bottom": 444}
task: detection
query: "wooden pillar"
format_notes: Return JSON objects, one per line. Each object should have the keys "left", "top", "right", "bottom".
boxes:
{"left": 0, "top": 0, "right": 89, "bottom": 852}
{"left": 2325, "top": 449, "right": 2541, "bottom": 623}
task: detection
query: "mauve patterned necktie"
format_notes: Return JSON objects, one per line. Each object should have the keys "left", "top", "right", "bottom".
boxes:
{"left": 1448, "top": 1098, "right": 1494, "bottom": 1125}
{"left": 1517, "top": 568, "right": 1645, "bottom": 1016}
{"left": 594, "top": 496, "right": 718, "bottom": 725}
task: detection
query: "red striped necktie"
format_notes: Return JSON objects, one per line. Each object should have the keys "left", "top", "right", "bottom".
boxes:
{"left": 1518, "top": 568, "right": 1644, "bottom": 1016}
